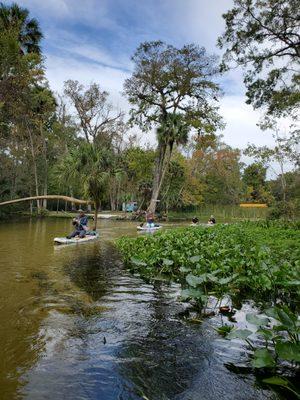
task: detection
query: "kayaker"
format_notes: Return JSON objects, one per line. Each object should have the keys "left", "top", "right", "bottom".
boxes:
{"left": 191, "top": 217, "right": 199, "bottom": 225}
{"left": 66, "top": 209, "right": 89, "bottom": 239}
{"left": 207, "top": 215, "right": 216, "bottom": 225}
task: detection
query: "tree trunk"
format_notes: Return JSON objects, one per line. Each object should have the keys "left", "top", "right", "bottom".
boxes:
{"left": 26, "top": 122, "right": 40, "bottom": 212}
{"left": 43, "top": 184, "right": 47, "bottom": 209}
{"left": 70, "top": 189, "right": 76, "bottom": 211}
{"left": 93, "top": 202, "right": 99, "bottom": 229}
{"left": 0, "top": 195, "right": 91, "bottom": 207}
{"left": 279, "top": 160, "right": 287, "bottom": 204}
{"left": 42, "top": 135, "right": 48, "bottom": 209}
{"left": 148, "top": 141, "right": 173, "bottom": 213}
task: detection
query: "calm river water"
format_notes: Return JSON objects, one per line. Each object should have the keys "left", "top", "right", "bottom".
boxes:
{"left": 0, "top": 218, "right": 278, "bottom": 400}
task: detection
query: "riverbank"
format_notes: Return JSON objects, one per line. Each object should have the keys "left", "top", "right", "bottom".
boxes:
{"left": 1, "top": 204, "right": 270, "bottom": 222}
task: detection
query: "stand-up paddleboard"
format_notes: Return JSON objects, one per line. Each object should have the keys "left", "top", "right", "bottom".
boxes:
{"left": 54, "top": 233, "right": 99, "bottom": 245}
{"left": 137, "top": 225, "right": 162, "bottom": 231}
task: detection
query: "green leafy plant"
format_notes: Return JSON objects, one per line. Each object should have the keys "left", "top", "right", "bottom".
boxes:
{"left": 116, "top": 222, "right": 300, "bottom": 307}
{"left": 227, "top": 306, "right": 300, "bottom": 369}
{"left": 216, "top": 324, "right": 234, "bottom": 337}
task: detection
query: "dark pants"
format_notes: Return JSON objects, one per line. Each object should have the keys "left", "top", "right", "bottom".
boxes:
{"left": 67, "top": 229, "right": 86, "bottom": 239}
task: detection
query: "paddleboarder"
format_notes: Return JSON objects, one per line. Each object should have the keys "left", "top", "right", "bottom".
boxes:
{"left": 66, "top": 209, "right": 89, "bottom": 238}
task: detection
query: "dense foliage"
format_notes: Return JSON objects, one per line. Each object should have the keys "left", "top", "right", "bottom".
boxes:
{"left": 218, "top": 0, "right": 300, "bottom": 119}
{"left": 116, "top": 222, "right": 300, "bottom": 306}
{"left": 0, "top": 3, "right": 299, "bottom": 218}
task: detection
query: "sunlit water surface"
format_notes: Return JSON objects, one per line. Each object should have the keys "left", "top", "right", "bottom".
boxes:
{"left": 0, "top": 218, "right": 278, "bottom": 400}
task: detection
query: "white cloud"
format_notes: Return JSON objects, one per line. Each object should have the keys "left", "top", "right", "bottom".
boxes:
{"left": 19, "top": 0, "right": 116, "bottom": 28}
{"left": 220, "top": 96, "right": 272, "bottom": 149}
{"left": 45, "top": 53, "right": 129, "bottom": 104}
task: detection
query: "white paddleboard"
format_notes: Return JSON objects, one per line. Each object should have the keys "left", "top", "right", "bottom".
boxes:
{"left": 137, "top": 225, "right": 162, "bottom": 231}
{"left": 54, "top": 233, "right": 99, "bottom": 245}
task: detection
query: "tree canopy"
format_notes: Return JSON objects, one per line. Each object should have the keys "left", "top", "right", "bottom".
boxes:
{"left": 218, "top": 0, "right": 300, "bottom": 118}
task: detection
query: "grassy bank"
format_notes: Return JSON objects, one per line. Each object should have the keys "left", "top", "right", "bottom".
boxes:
{"left": 167, "top": 205, "right": 269, "bottom": 222}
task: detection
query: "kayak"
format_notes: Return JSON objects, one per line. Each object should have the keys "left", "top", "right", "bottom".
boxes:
{"left": 137, "top": 225, "right": 162, "bottom": 231}
{"left": 54, "top": 233, "right": 99, "bottom": 245}
{"left": 190, "top": 223, "right": 215, "bottom": 227}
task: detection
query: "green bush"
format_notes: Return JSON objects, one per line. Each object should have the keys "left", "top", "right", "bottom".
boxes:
{"left": 267, "top": 201, "right": 297, "bottom": 221}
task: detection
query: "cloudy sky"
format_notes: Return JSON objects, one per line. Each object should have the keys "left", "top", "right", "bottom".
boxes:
{"left": 12, "top": 0, "right": 278, "bottom": 154}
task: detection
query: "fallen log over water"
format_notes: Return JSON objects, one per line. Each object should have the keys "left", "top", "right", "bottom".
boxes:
{"left": 0, "top": 195, "right": 92, "bottom": 206}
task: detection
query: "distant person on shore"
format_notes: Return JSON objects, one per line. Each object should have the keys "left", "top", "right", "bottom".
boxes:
{"left": 207, "top": 215, "right": 216, "bottom": 225}
{"left": 67, "top": 209, "right": 89, "bottom": 238}
{"left": 191, "top": 217, "right": 199, "bottom": 225}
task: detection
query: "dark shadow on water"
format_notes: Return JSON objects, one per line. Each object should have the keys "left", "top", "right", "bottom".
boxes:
{"left": 63, "top": 242, "right": 121, "bottom": 301}
{"left": 116, "top": 283, "right": 277, "bottom": 400}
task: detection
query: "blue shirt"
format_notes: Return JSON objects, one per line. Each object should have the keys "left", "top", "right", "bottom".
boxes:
{"left": 77, "top": 215, "right": 88, "bottom": 229}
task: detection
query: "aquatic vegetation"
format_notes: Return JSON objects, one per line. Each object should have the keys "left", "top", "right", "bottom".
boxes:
{"left": 224, "top": 306, "right": 300, "bottom": 398}
{"left": 227, "top": 306, "right": 300, "bottom": 367}
{"left": 216, "top": 324, "right": 234, "bottom": 337}
{"left": 116, "top": 222, "right": 300, "bottom": 306}
{"left": 117, "top": 224, "right": 300, "bottom": 397}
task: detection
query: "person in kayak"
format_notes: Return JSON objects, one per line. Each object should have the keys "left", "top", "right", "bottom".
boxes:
{"left": 67, "top": 209, "right": 89, "bottom": 239}
{"left": 207, "top": 215, "right": 216, "bottom": 225}
{"left": 191, "top": 217, "right": 199, "bottom": 225}
{"left": 145, "top": 211, "right": 155, "bottom": 228}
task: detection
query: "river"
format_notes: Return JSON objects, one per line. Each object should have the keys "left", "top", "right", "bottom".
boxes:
{"left": 0, "top": 218, "right": 278, "bottom": 400}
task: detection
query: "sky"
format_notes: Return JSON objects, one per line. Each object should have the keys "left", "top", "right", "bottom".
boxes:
{"left": 11, "top": 0, "right": 280, "bottom": 159}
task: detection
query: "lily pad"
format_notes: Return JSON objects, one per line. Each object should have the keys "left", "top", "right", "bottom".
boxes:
{"left": 252, "top": 348, "right": 275, "bottom": 368}
{"left": 227, "top": 329, "right": 252, "bottom": 340}
{"left": 186, "top": 273, "right": 206, "bottom": 287}
{"left": 275, "top": 342, "right": 300, "bottom": 362}
{"left": 246, "top": 313, "right": 269, "bottom": 326}
{"left": 162, "top": 258, "right": 174, "bottom": 266}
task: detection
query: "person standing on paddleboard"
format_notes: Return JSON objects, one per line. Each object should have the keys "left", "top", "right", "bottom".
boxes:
{"left": 66, "top": 209, "right": 89, "bottom": 238}
{"left": 145, "top": 211, "right": 155, "bottom": 228}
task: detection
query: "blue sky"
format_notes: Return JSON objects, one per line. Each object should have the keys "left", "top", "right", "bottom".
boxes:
{"left": 10, "top": 0, "right": 279, "bottom": 153}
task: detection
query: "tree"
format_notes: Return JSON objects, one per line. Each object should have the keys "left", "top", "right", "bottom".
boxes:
{"left": 245, "top": 128, "right": 300, "bottom": 203}
{"left": 64, "top": 80, "right": 124, "bottom": 144}
{"left": 0, "top": 8, "right": 51, "bottom": 212}
{"left": 242, "top": 162, "right": 271, "bottom": 203}
{"left": 123, "top": 147, "right": 156, "bottom": 209}
{"left": 160, "top": 152, "right": 204, "bottom": 212}
{"left": 218, "top": 0, "right": 300, "bottom": 118}
{"left": 185, "top": 135, "right": 242, "bottom": 205}
{"left": 0, "top": 2, "right": 42, "bottom": 54}
{"left": 203, "top": 145, "right": 242, "bottom": 205}
{"left": 124, "top": 41, "right": 223, "bottom": 213}
{"left": 269, "top": 169, "right": 300, "bottom": 204}
{"left": 55, "top": 143, "right": 111, "bottom": 227}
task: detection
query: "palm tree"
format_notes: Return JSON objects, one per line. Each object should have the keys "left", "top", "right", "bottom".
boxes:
{"left": 148, "top": 113, "right": 190, "bottom": 213}
{"left": 55, "top": 143, "right": 111, "bottom": 229}
{"left": 0, "top": 2, "right": 42, "bottom": 54}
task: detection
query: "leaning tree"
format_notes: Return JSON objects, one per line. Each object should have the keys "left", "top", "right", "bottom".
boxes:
{"left": 124, "top": 41, "right": 223, "bottom": 213}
